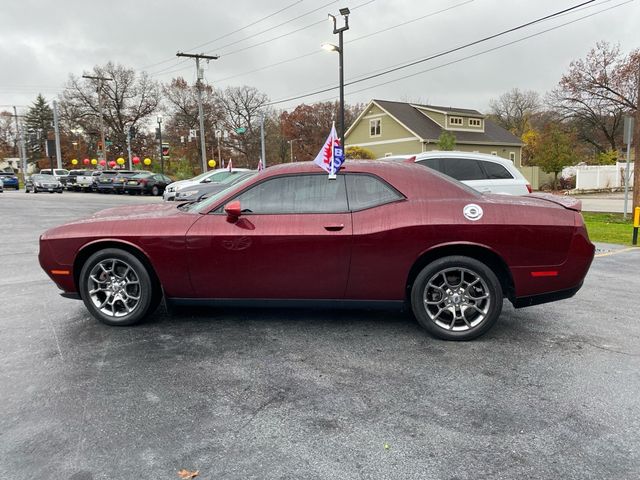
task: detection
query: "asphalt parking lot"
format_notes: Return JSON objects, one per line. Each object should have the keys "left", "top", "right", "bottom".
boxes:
{"left": 1, "top": 190, "right": 639, "bottom": 480}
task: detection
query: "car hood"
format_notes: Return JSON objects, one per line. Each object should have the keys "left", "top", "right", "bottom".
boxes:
{"left": 167, "top": 179, "right": 196, "bottom": 190}
{"left": 483, "top": 192, "right": 582, "bottom": 211}
{"left": 90, "top": 203, "right": 184, "bottom": 220}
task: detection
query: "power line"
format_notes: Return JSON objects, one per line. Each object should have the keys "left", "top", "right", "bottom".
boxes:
{"left": 211, "top": 0, "right": 475, "bottom": 83}
{"left": 146, "top": 0, "right": 341, "bottom": 77}
{"left": 139, "top": 0, "right": 305, "bottom": 71}
{"left": 265, "top": 0, "right": 597, "bottom": 106}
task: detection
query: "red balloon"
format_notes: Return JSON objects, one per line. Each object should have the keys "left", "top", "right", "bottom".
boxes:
{"left": 99, "top": 160, "right": 106, "bottom": 166}
{"left": 132, "top": 156, "right": 140, "bottom": 164}
{"left": 83, "top": 158, "right": 90, "bottom": 165}
{"left": 109, "top": 161, "right": 116, "bottom": 167}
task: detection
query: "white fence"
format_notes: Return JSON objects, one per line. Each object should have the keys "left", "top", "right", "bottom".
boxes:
{"left": 575, "top": 162, "right": 634, "bottom": 190}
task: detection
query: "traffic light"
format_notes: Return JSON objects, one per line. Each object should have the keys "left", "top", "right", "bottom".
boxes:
{"left": 162, "top": 143, "right": 169, "bottom": 157}
{"left": 97, "top": 141, "right": 103, "bottom": 151}
{"left": 129, "top": 126, "right": 136, "bottom": 139}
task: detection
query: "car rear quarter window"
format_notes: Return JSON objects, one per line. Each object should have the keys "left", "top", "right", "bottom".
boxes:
{"left": 441, "top": 158, "right": 486, "bottom": 181}
{"left": 481, "top": 161, "right": 514, "bottom": 179}
{"left": 416, "top": 158, "right": 442, "bottom": 172}
{"left": 346, "top": 174, "right": 403, "bottom": 211}
{"left": 233, "top": 174, "right": 348, "bottom": 214}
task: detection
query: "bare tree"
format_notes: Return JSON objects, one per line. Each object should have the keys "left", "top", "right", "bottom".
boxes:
{"left": 548, "top": 42, "right": 639, "bottom": 153}
{"left": 489, "top": 88, "right": 540, "bottom": 137}
{"left": 216, "top": 86, "right": 269, "bottom": 164}
{"left": 59, "top": 62, "right": 161, "bottom": 158}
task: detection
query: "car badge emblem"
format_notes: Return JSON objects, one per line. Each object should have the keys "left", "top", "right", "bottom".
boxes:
{"left": 463, "top": 204, "right": 483, "bottom": 221}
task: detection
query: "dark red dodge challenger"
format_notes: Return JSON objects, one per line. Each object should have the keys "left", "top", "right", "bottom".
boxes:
{"left": 39, "top": 161, "right": 594, "bottom": 340}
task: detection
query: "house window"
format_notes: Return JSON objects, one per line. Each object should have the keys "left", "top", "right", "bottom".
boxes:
{"left": 509, "top": 152, "right": 516, "bottom": 162}
{"left": 449, "top": 116, "right": 463, "bottom": 126}
{"left": 491, "top": 151, "right": 497, "bottom": 156}
{"left": 469, "top": 118, "right": 482, "bottom": 127}
{"left": 369, "top": 118, "right": 381, "bottom": 137}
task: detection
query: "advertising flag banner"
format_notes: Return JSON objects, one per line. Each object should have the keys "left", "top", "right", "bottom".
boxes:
{"left": 313, "top": 122, "right": 344, "bottom": 179}
{"left": 227, "top": 159, "right": 233, "bottom": 171}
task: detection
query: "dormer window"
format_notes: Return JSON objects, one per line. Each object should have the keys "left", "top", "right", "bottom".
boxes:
{"left": 449, "top": 116, "right": 463, "bottom": 126}
{"left": 469, "top": 118, "right": 482, "bottom": 127}
{"left": 370, "top": 118, "right": 381, "bottom": 137}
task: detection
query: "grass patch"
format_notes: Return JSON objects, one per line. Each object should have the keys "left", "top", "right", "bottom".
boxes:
{"left": 582, "top": 212, "right": 636, "bottom": 245}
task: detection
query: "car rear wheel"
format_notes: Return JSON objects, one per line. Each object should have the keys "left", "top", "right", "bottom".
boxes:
{"left": 79, "top": 249, "right": 159, "bottom": 326}
{"left": 151, "top": 185, "right": 160, "bottom": 196}
{"left": 411, "top": 256, "right": 503, "bottom": 341}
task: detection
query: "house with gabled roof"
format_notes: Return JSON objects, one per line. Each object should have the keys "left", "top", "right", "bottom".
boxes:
{"left": 345, "top": 99, "right": 524, "bottom": 167}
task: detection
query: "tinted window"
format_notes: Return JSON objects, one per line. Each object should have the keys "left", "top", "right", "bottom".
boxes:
{"left": 416, "top": 158, "right": 441, "bottom": 172}
{"left": 482, "top": 162, "right": 513, "bottom": 179}
{"left": 234, "top": 174, "right": 348, "bottom": 214}
{"left": 346, "top": 174, "right": 403, "bottom": 211}
{"left": 442, "top": 158, "right": 486, "bottom": 181}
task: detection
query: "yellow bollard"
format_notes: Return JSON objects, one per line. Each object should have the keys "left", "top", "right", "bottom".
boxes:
{"left": 633, "top": 207, "right": 640, "bottom": 245}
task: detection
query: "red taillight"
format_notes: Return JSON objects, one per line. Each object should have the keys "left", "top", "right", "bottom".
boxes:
{"left": 526, "top": 184, "right": 532, "bottom": 194}
{"left": 531, "top": 271, "right": 558, "bottom": 277}
{"left": 140, "top": 179, "right": 147, "bottom": 185}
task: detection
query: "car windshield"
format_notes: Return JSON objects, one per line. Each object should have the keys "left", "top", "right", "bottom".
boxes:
{"left": 183, "top": 173, "right": 258, "bottom": 213}
{"left": 189, "top": 170, "right": 216, "bottom": 182}
{"left": 33, "top": 174, "right": 55, "bottom": 181}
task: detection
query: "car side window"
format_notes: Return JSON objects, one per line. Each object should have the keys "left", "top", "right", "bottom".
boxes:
{"left": 481, "top": 162, "right": 514, "bottom": 179}
{"left": 442, "top": 158, "right": 486, "bottom": 181}
{"left": 233, "top": 174, "right": 348, "bottom": 214}
{"left": 416, "top": 158, "right": 442, "bottom": 172}
{"left": 346, "top": 174, "right": 403, "bottom": 211}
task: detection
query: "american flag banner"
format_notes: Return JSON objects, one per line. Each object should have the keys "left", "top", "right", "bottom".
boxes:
{"left": 313, "top": 122, "right": 345, "bottom": 179}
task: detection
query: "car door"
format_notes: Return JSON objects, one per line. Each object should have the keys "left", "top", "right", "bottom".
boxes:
{"left": 186, "top": 173, "right": 353, "bottom": 300}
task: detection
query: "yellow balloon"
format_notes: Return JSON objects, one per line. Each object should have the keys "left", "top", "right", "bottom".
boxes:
{"left": 91, "top": 159, "right": 98, "bottom": 165}
{"left": 71, "top": 159, "right": 78, "bottom": 165}
{"left": 143, "top": 158, "right": 152, "bottom": 166}
{"left": 208, "top": 159, "right": 216, "bottom": 168}
{"left": 116, "top": 157, "right": 125, "bottom": 165}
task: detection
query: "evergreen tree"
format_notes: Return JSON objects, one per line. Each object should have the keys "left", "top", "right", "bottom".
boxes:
{"left": 24, "top": 94, "right": 53, "bottom": 162}
{"left": 437, "top": 130, "right": 456, "bottom": 150}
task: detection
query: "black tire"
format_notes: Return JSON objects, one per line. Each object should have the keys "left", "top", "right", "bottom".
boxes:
{"left": 151, "top": 185, "right": 160, "bottom": 196}
{"left": 79, "top": 248, "right": 159, "bottom": 326}
{"left": 410, "top": 256, "right": 503, "bottom": 341}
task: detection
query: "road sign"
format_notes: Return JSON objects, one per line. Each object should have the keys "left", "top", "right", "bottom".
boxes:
{"left": 624, "top": 116, "right": 634, "bottom": 145}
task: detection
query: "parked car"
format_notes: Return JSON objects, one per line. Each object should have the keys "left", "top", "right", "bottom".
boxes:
{"left": 163, "top": 168, "right": 250, "bottom": 201}
{"left": 66, "top": 170, "right": 95, "bottom": 191}
{"left": 94, "top": 170, "right": 135, "bottom": 193}
{"left": 0, "top": 178, "right": 3, "bottom": 193}
{"left": 25, "top": 174, "right": 63, "bottom": 193}
{"left": 112, "top": 171, "right": 149, "bottom": 194}
{"left": 39, "top": 168, "right": 70, "bottom": 188}
{"left": 123, "top": 172, "right": 173, "bottom": 196}
{"left": 0, "top": 171, "right": 19, "bottom": 190}
{"left": 173, "top": 171, "right": 256, "bottom": 202}
{"left": 38, "top": 161, "right": 594, "bottom": 340}
{"left": 381, "top": 151, "right": 532, "bottom": 195}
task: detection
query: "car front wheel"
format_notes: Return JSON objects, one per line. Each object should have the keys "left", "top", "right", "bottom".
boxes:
{"left": 79, "top": 248, "right": 159, "bottom": 326}
{"left": 151, "top": 185, "right": 160, "bottom": 196}
{"left": 411, "top": 256, "right": 503, "bottom": 341}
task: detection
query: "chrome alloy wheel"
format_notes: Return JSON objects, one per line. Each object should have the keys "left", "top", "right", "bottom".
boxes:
{"left": 423, "top": 267, "right": 491, "bottom": 332}
{"left": 87, "top": 258, "right": 141, "bottom": 318}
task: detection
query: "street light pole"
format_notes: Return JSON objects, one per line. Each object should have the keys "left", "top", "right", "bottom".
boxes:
{"left": 82, "top": 74, "right": 112, "bottom": 163}
{"left": 325, "top": 8, "right": 350, "bottom": 147}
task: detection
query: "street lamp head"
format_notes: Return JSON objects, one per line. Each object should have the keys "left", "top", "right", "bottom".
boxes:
{"left": 322, "top": 43, "right": 340, "bottom": 53}
{"left": 339, "top": 7, "right": 350, "bottom": 16}
{"left": 157, "top": 116, "right": 163, "bottom": 124}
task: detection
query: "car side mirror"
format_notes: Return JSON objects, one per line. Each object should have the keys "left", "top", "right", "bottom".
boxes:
{"left": 224, "top": 200, "right": 242, "bottom": 220}
{"left": 202, "top": 178, "right": 212, "bottom": 183}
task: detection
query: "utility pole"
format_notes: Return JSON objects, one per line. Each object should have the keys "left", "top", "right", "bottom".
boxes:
{"left": 12, "top": 106, "right": 27, "bottom": 179}
{"left": 126, "top": 127, "right": 133, "bottom": 170}
{"left": 52, "top": 101, "right": 62, "bottom": 169}
{"left": 216, "top": 130, "right": 222, "bottom": 170}
{"left": 176, "top": 52, "right": 219, "bottom": 173}
{"left": 260, "top": 112, "right": 266, "bottom": 169}
{"left": 633, "top": 58, "right": 640, "bottom": 213}
{"left": 82, "top": 74, "right": 112, "bottom": 164}
{"left": 157, "top": 116, "right": 164, "bottom": 174}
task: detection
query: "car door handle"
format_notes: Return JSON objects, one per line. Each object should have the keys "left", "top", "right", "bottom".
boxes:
{"left": 324, "top": 224, "right": 345, "bottom": 231}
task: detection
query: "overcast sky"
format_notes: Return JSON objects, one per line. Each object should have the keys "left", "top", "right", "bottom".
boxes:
{"left": 1, "top": 0, "right": 638, "bottom": 116}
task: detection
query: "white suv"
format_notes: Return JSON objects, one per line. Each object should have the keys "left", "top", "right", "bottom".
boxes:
{"left": 382, "top": 151, "right": 531, "bottom": 195}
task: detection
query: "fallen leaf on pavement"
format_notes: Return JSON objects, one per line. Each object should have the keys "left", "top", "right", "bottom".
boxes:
{"left": 178, "top": 469, "right": 199, "bottom": 479}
